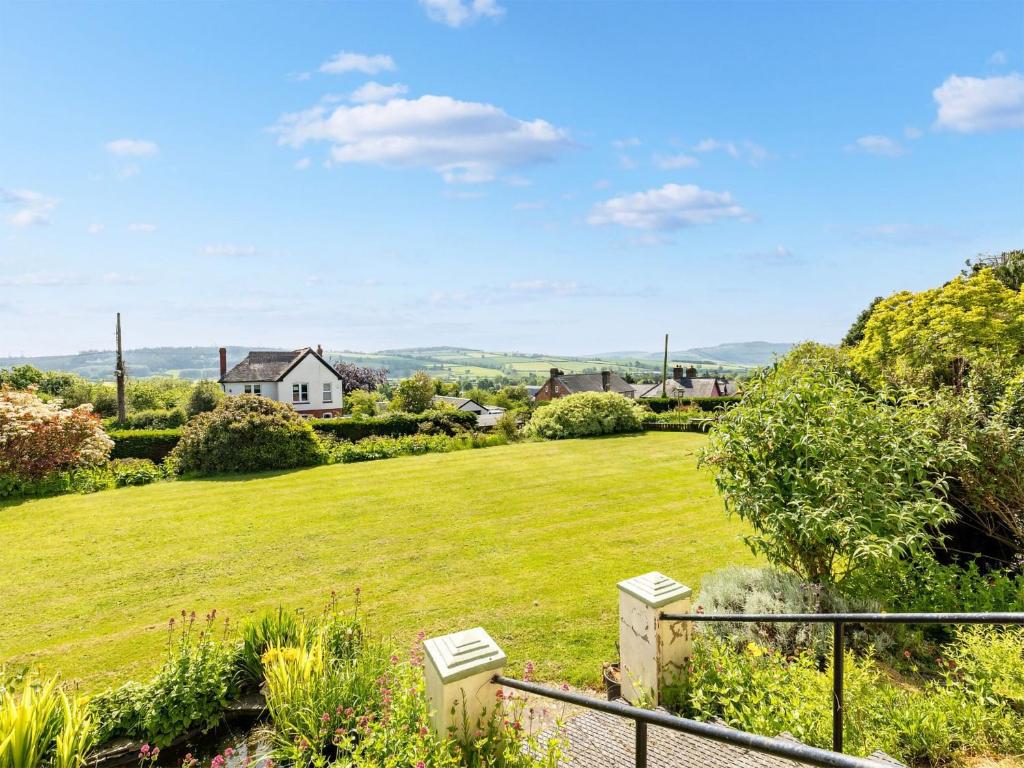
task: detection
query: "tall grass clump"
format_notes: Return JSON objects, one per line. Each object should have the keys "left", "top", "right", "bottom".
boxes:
{"left": 0, "top": 677, "right": 95, "bottom": 768}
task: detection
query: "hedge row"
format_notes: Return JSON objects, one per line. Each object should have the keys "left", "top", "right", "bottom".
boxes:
{"left": 109, "top": 429, "right": 182, "bottom": 463}
{"left": 642, "top": 395, "right": 741, "bottom": 413}
{"left": 643, "top": 421, "right": 714, "bottom": 433}
{"left": 310, "top": 409, "right": 478, "bottom": 441}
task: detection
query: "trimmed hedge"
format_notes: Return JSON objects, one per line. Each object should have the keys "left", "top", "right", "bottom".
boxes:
{"left": 109, "top": 429, "right": 182, "bottom": 463}
{"left": 642, "top": 395, "right": 741, "bottom": 413}
{"left": 311, "top": 409, "right": 477, "bottom": 441}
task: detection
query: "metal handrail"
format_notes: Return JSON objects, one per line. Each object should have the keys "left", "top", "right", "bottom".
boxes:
{"left": 659, "top": 611, "right": 1024, "bottom": 754}
{"left": 494, "top": 674, "right": 890, "bottom": 768}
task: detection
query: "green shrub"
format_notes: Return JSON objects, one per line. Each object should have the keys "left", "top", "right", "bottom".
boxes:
{"left": 495, "top": 409, "right": 524, "bottom": 440}
{"left": 311, "top": 409, "right": 477, "bottom": 441}
{"left": 696, "top": 566, "right": 891, "bottom": 659}
{"left": 109, "top": 429, "right": 182, "bottom": 463}
{"left": 168, "top": 395, "right": 324, "bottom": 475}
{"left": 524, "top": 392, "right": 644, "bottom": 440}
{"left": 103, "top": 408, "right": 186, "bottom": 430}
{"left": 642, "top": 395, "right": 741, "bottom": 413}
{"left": 324, "top": 432, "right": 505, "bottom": 464}
{"left": 185, "top": 380, "right": 223, "bottom": 418}
{"left": 389, "top": 371, "right": 435, "bottom": 413}
{"left": 89, "top": 682, "right": 149, "bottom": 745}
{"left": 109, "top": 458, "right": 164, "bottom": 487}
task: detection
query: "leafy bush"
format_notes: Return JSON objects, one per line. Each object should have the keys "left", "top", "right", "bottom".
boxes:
{"left": 344, "top": 388, "right": 380, "bottom": 417}
{"left": 524, "top": 392, "right": 644, "bottom": 440}
{"left": 0, "top": 677, "right": 95, "bottom": 768}
{"left": 185, "top": 381, "right": 223, "bottom": 418}
{"left": 641, "top": 396, "right": 741, "bottom": 413}
{"left": 700, "top": 343, "right": 960, "bottom": 589}
{"left": 103, "top": 408, "right": 186, "bottom": 430}
{"left": 311, "top": 409, "right": 477, "bottom": 441}
{"left": 237, "top": 608, "right": 303, "bottom": 689}
{"left": 696, "top": 566, "right": 889, "bottom": 658}
{"left": 389, "top": 371, "right": 435, "bottom": 414}
{"left": 110, "top": 458, "right": 164, "bottom": 487}
{"left": 323, "top": 432, "right": 506, "bottom": 464}
{"left": 677, "top": 631, "right": 1024, "bottom": 764}
{"left": 0, "top": 386, "right": 113, "bottom": 481}
{"left": 109, "top": 429, "right": 182, "bottom": 463}
{"left": 495, "top": 409, "right": 524, "bottom": 440}
{"left": 168, "top": 395, "right": 323, "bottom": 475}
{"left": 125, "top": 378, "right": 193, "bottom": 412}
{"left": 334, "top": 362, "right": 388, "bottom": 393}
{"left": 879, "top": 557, "right": 1024, "bottom": 615}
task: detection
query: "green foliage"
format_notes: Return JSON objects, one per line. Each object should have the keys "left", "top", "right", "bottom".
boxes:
{"left": 88, "top": 682, "right": 148, "bottom": 745}
{"left": 677, "top": 630, "right": 1024, "bottom": 764}
{"left": 494, "top": 409, "right": 524, "bottom": 440}
{"left": 184, "top": 381, "right": 223, "bottom": 418}
{"left": 103, "top": 408, "right": 186, "bottom": 430}
{"left": 962, "top": 249, "right": 1024, "bottom": 291}
{"left": 700, "top": 343, "right": 960, "bottom": 587}
{"left": 696, "top": 566, "right": 888, "bottom": 659}
{"left": 524, "top": 392, "right": 644, "bottom": 440}
{"left": 344, "top": 388, "right": 379, "bottom": 417}
{"left": 237, "top": 608, "right": 303, "bottom": 689}
{"left": 851, "top": 270, "right": 1024, "bottom": 390}
{"left": 0, "top": 677, "right": 95, "bottom": 768}
{"left": 109, "top": 429, "right": 182, "bottom": 463}
{"left": 640, "top": 395, "right": 741, "bottom": 413}
{"left": 125, "top": 378, "right": 193, "bottom": 412}
{"left": 109, "top": 458, "right": 164, "bottom": 487}
{"left": 324, "top": 432, "right": 506, "bottom": 464}
{"left": 390, "top": 371, "right": 436, "bottom": 414}
{"left": 840, "top": 296, "right": 883, "bottom": 348}
{"left": 168, "top": 395, "right": 324, "bottom": 475}
{"left": 311, "top": 409, "right": 477, "bottom": 442}
{"left": 877, "top": 557, "right": 1024, "bottom": 615}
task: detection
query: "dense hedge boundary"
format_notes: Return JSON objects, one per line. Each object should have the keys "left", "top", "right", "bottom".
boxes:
{"left": 109, "top": 429, "right": 182, "bottom": 463}
{"left": 310, "top": 409, "right": 477, "bottom": 441}
{"left": 643, "top": 421, "right": 713, "bottom": 433}
{"left": 642, "top": 395, "right": 741, "bottom": 413}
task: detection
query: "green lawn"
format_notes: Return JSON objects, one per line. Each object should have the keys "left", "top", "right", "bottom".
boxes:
{"left": 0, "top": 432, "right": 756, "bottom": 692}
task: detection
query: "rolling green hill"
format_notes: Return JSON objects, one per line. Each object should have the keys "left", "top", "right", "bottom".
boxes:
{"left": 0, "top": 342, "right": 781, "bottom": 382}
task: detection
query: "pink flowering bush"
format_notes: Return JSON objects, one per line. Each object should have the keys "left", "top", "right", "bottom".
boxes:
{"left": 0, "top": 385, "right": 113, "bottom": 481}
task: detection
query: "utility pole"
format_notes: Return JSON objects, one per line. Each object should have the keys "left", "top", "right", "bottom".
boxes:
{"left": 115, "top": 312, "right": 126, "bottom": 425}
{"left": 663, "top": 333, "right": 671, "bottom": 399}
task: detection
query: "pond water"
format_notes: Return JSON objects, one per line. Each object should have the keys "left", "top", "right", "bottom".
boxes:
{"left": 151, "top": 723, "right": 272, "bottom": 768}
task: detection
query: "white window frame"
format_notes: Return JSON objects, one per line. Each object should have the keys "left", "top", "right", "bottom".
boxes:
{"left": 292, "top": 383, "right": 309, "bottom": 403}
{"left": 322, "top": 382, "right": 333, "bottom": 403}
{"left": 244, "top": 384, "right": 262, "bottom": 395}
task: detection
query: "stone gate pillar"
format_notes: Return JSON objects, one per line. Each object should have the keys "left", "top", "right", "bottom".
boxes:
{"left": 618, "top": 571, "right": 693, "bottom": 705}
{"left": 423, "top": 626, "right": 507, "bottom": 740}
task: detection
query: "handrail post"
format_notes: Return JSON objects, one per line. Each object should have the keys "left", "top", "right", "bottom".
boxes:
{"left": 635, "top": 719, "right": 648, "bottom": 768}
{"left": 832, "top": 621, "right": 844, "bottom": 753}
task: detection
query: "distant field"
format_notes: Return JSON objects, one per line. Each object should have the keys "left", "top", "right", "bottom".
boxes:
{"left": 0, "top": 433, "right": 756, "bottom": 692}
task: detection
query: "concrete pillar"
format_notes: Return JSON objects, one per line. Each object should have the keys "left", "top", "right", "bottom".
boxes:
{"left": 618, "top": 571, "right": 693, "bottom": 705}
{"left": 423, "top": 626, "right": 507, "bottom": 740}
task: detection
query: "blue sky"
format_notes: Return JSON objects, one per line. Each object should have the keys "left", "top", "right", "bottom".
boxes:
{"left": 2, "top": 0, "right": 1022, "bottom": 357}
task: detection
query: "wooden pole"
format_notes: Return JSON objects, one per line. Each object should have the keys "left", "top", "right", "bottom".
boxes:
{"left": 662, "top": 333, "right": 668, "bottom": 398}
{"left": 115, "top": 313, "right": 126, "bottom": 425}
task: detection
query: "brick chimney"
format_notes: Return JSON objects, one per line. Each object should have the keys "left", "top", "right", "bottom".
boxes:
{"left": 550, "top": 367, "right": 562, "bottom": 378}
{"left": 673, "top": 365, "right": 684, "bottom": 382}
{"left": 316, "top": 344, "right": 323, "bottom": 357}
{"left": 686, "top": 366, "right": 698, "bottom": 378}
{"left": 218, "top": 347, "right": 227, "bottom": 379}
{"left": 601, "top": 370, "right": 611, "bottom": 391}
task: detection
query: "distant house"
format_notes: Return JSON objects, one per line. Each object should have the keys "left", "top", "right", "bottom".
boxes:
{"left": 431, "top": 395, "right": 505, "bottom": 428}
{"left": 219, "top": 345, "right": 344, "bottom": 417}
{"left": 431, "top": 395, "right": 488, "bottom": 415}
{"left": 634, "top": 366, "right": 736, "bottom": 399}
{"left": 534, "top": 368, "right": 635, "bottom": 401}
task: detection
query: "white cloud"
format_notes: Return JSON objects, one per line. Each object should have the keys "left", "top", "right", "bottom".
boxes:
{"left": 86, "top": 223, "right": 104, "bottom": 235}
{"left": 653, "top": 152, "right": 699, "bottom": 169}
{"left": 692, "top": 138, "right": 769, "bottom": 165}
{"left": 845, "top": 134, "right": 906, "bottom": 157}
{"left": 588, "top": 183, "right": 749, "bottom": 230}
{"left": 0, "top": 272, "right": 82, "bottom": 286}
{"left": 593, "top": 179, "right": 612, "bottom": 190}
{"left": 294, "top": 157, "right": 312, "bottom": 170}
{"left": 273, "top": 94, "right": 571, "bottom": 183}
{"left": 2, "top": 189, "right": 58, "bottom": 227}
{"left": 989, "top": 50, "right": 1009, "bottom": 67}
{"left": 319, "top": 52, "right": 396, "bottom": 75}
{"left": 128, "top": 222, "right": 157, "bottom": 233}
{"left": 617, "top": 154, "right": 638, "bottom": 170}
{"left": 933, "top": 73, "right": 1024, "bottom": 132}
{"left": 350, "top": 81, "right": 409, "bottom": 104}
{"left": 419, "top": 0, "right": 505, "bottom": 27}
{"left": 611, "top": 137, "right": 641, "bottom": 149}
{"left": 201, "top": 243, "right": 257, "bottom": 257}
{"left": 508, "top": 279, "right": 578, "bottom": 296}
{"left": 105, "top": 138, "right": 159, "bottom": 156}
{"left": 101, "top": 272, "right": 141, "bottom": 285}
{"left": 903, "top": 126, "right": 923, "bottom": 140}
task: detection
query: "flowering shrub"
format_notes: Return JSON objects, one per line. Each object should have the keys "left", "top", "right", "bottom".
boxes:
{"left": 168, "top": 395, "right": 324, "bottom": 475}
{"left": 0, "top": 386, "right": 113, "bottom": 481}
{"left": 524, "top": 392, "right": 644, "bottom": 440}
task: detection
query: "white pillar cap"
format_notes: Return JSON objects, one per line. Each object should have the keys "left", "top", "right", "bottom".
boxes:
{"left": 618, "top": 571, "right": 692, "bottom": 608}
{"left": 423, "top": 627, "right": 507, "bottom": 684}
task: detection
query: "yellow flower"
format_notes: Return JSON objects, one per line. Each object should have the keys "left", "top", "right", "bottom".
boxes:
{"left": 745, "top": 642, "right": 765, "bottom": 658}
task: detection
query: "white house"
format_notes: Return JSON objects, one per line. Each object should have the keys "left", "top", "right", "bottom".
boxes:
{"left": 218, "top": 346, "right": 344, "bottom": 417}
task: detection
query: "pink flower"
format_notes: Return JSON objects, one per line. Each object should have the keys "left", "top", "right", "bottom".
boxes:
{"left": 321, "top": 713, "right": 330, "bottom": 722}
{"left": 417, "top": 762, "right": 425, "bottom": 768}
{"left": 224, "top": 748, "right": 234, "bottom": 758}
{"left": 140, "top": 745, "right": 151, "bottom": 756}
